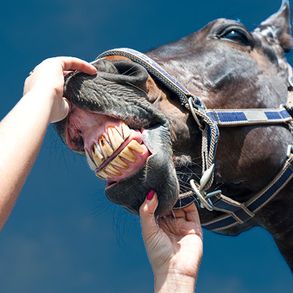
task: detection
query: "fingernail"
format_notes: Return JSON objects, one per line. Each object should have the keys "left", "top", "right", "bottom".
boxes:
{"left": 146, "top": 190, "right": 155, "bottom": 201}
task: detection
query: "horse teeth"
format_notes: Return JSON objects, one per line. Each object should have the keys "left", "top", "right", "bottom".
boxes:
{"left": 128, "top": 140, "right": 145, "bottom": 154}
{"left": 119, "top": 146, "right": 137, "bottom": 162}
{"left": 96, "top": 170, "right": 108, "bottom": 179}
{"left": 108, "top": 127, "right": 124, "bottom": 150}
{"left": 92, "top": 156, "right": 103, "bottom": 167}
{"left": 93, "top": 143, "right": 103, "bottom": 158}
{"left": 121, "top": 123, "right": 131, "bottom": 139}
{"left": 85, "top": 150, "right": 96, "bottom": 170}
{"left": 111, "top": 156, "right": 129, "bottom": 169}
{"left": 99, "top": 136, "right": 114, "bottom": 158}
{"left": 104, "top": 164, "right": 122, "bottom": 176}
{"left": 92, "top": 144, "right": 104, "bottom": 166}
{"left": 114, "top": 125, "right": 123, "bottom": 137}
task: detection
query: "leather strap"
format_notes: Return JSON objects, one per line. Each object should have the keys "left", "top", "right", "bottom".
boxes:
{"left": 203, "top": 153, "right": 293, "bottom": 231}
{"left": 207, "top": 107, "right": 292, "bottom": 126}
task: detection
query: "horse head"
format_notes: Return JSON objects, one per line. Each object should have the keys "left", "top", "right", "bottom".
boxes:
{"left": 55, "top": 0, "right": 293, "bottom": 269}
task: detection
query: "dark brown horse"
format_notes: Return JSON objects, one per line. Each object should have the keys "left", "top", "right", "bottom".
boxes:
{"left": 56, "top": 1, "right": 293, "bottom": 270}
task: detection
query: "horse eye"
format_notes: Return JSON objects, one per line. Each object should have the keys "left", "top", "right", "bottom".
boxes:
{"left": 219, "top": 28, "right": 252, "bottom": 46}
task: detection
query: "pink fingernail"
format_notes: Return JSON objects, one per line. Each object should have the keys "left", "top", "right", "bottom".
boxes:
{"left": 146, "top": 190, "right": 155, "bottom": 201}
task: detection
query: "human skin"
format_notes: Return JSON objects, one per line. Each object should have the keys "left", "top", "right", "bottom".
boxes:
{"left": 140, "top": 192, "right": 203, "bottom": 292}
{"left": 0, "top": 57, "right": 97, "bottom": 230}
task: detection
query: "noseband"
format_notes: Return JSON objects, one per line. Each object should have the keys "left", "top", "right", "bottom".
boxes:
{"left": 97, "top": 48, "right": 293, "bottom": 232}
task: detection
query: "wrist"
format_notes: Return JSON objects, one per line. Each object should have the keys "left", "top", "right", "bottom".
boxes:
{"left": 26, "top": 86, "right": 59, "bottom": 102}
{"left": 154, "top": 271, "right": 196, "bottom": 293}
{"left": 24, "top": 88, "right": 67, "bottom": 123}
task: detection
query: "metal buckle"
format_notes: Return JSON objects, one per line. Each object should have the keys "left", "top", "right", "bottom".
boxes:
{"left": 190, "top": 179, "right": 214, "bottom": 210}
{"left": 189, "top": 179, "right": 222, "bottom": 211}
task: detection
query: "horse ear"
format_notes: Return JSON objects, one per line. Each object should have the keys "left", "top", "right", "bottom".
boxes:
{"left": 255, "top": 0, "right": 293, "bottom": 52}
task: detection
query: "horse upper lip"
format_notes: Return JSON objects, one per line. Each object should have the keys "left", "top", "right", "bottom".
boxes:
{"left": 65, "top": 106, "right": 168, "bottom": 182}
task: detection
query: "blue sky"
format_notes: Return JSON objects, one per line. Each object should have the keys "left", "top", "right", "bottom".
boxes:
{"left": 0, "top": 0, "right": 292, "bottom": 292}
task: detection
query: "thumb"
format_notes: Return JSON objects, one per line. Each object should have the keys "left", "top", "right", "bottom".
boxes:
{"left": 139, "top": 191, "right": 159, "bottom": 241}
{"left": 50, "top": 97, "right": 70, "bottom": 123}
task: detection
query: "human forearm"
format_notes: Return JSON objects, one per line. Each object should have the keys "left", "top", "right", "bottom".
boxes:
{"left": 0, "top": 90, "right": 53, "bottom": 229}
{"left": 140, "top": 194, "right": 202, "bottom": 293}
{"left": 154, "top": 272, "right": 196, "bottom": 293}
{"left": 0, "top": 57, "right": 96, "bottom": 231}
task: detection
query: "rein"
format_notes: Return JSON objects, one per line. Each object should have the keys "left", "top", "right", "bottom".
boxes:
{"left": 97, "top": 48, "right": 293, "bottom": 232}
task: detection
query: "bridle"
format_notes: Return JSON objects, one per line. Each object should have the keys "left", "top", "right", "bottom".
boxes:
{"left": 97, "top": 48, "right": 293, "bottom": 232}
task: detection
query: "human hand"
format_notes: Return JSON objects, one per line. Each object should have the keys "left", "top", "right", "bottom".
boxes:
{"left": 23, "top": 57, "right": 97, "bottom": 123}
{"left": 140, "top": 192, "right": 203, "bottom": 292}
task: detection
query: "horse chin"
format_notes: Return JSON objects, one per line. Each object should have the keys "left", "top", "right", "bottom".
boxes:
{"left": 105, "top": 125, "right": 179, "bottom": 216}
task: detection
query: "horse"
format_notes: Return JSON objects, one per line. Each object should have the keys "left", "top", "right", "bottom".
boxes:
{"left": 55, "top": 0, "right": 293, "bottom": 270}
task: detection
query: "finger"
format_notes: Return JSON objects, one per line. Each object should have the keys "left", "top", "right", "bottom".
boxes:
{"left": 183, "top": 204, "right": 203, "bottom": 237}
{"left": 183, "top": 202, "right": 196, "bottom": 213}
{"left": 63, "top": 70, "right": 73, "bottom": 76}
{"left": 139, "top": 191, "right": 159, "bottom": 239}
{"left": 60, "top": 57, "right": 97, "bottom": 75}
{"left": 172, "top": 209, "right": 186, "bottom": 219}
{"left": 50, "top": 98, "right": 71, "bottom": 123}
{"left": 183, "top": 203, "right": 200, "bottom": 222}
